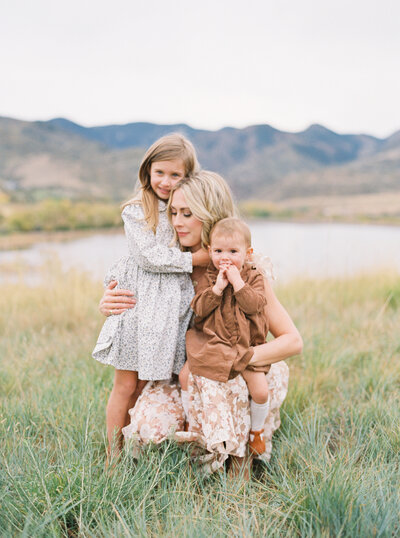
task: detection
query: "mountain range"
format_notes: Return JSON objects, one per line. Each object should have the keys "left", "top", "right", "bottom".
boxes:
{"left": 1, "top": 116, "right": 399, "bottom": 202}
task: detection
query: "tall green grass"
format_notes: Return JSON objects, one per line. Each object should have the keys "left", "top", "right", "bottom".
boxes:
{"left": 1, "top": 265, "right": 399, "bottom": 536}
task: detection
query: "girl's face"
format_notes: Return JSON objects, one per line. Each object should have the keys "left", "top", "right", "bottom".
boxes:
{"left": 170, "top": 189, "right": 203, "bottom": 252}
{"left": 150, "top": 159, "right": 185, "bottom": 200}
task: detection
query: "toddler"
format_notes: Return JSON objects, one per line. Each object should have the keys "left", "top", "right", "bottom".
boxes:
{"left": 180, "top": 217, "right": 270, "bottom": 455}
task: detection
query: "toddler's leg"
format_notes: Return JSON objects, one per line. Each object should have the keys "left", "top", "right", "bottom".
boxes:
{"left": 179, "top": 362, "right": 190, "bottom": 423}
{"left": 242, "top": 370, "right": 270, "bottom": 455}
{"left": 242, "top": 369, "right": 269, "bottom": 404}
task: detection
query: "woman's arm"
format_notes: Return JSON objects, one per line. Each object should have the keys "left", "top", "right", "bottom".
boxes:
{"left": 248, "top": 278, "right": 303, "bottom": 367}
{"left": 98, "top": 249, "right": 209, "bottom": 318}
{"left": 99, "top": 280, "right": 136, "bottom": 317}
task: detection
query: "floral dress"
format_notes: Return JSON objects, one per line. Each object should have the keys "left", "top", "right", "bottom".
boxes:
{"left": 92, "top": 201, "right": 194, "bottom": 380}
{"left": 123, "top": 362, "right": 290, "bottom": 473}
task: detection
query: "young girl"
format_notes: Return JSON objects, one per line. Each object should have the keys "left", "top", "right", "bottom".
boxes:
{"left": 93, "top": 133, "right": 208, "bottom": 456}
{"left": 179, "top": 217, "right": 271, "bottom": 455}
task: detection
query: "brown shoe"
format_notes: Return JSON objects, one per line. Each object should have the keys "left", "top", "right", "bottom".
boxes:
{"left": 249, "top": 429, "right": 265, "bottom": 455}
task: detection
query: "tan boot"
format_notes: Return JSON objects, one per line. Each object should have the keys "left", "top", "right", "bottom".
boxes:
{"left": 249, "top": 429, "right": 265, "bottom": 455}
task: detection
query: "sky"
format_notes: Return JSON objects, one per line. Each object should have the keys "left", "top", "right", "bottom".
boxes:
{"left": 1, "top": 0, "right": 399, "bottom": 138}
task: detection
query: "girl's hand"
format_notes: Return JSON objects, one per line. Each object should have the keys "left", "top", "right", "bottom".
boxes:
{"left": 213, "top": 267, "right": 229, "bottom": 295}
{"left": 99, "top": 280, "right": 136, "bottom": 317}
{"left": 225, "top": 265, "right": 245, "bottom": 292}
{"left": 192, "top": 248, "right": 210, "bottom": 267}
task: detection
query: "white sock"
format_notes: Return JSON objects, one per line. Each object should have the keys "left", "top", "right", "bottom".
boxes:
{"left": 181, "top": 390, "right": 189, "bottom": 420}
{"left": 250, "top": 399, "right": 270, "bottom": 431}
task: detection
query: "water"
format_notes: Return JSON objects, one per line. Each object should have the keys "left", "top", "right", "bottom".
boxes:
{"left": 249, "top": 221, "right": 400, "bottom": 280}
{"left": 1, "top": 221, "right": 399, "bottom": 283}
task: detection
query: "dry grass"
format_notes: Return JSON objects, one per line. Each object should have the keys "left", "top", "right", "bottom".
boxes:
{"left": 1, "top": 266, "right": 399, "bottom": 536}
{"left": 241, "top": 192, "right": 400, "bottom": 224}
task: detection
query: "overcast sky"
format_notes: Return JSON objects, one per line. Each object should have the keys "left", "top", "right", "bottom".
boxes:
{"left": 1, "top": 0, "right": 399, "bottom": 137}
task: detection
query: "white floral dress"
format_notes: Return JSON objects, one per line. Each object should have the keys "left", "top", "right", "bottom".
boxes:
{"left": 92, "top": 201, "right": 194, "bottom": 380}
{"left": 123, "top": 361, "right": 289, "bottom": 473}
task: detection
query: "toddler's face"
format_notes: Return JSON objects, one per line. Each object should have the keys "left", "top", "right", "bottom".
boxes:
{"left": 209, "top": 233, "right": 250, "bottom": 271}
{"left": 150, "top": 159, "right": 185, "bottom": 200}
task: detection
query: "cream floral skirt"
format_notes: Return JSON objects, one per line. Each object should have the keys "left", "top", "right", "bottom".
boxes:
{"left": 122, "top": 361, "right": 289, "bottom": 473}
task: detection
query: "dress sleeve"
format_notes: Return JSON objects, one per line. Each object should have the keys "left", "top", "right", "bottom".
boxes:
{"left": 122, "top": 205, "right": 192, "bottom": 273}
{"left": 191, "top": 287, "right": 223, "bottom": 320}
{"left": 234, "top": 272, "right": 267, "bottom": 315}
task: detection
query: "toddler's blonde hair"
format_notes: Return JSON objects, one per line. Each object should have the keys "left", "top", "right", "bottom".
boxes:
{"left": 210, "top": 217, "right": 252, "bottom": 248}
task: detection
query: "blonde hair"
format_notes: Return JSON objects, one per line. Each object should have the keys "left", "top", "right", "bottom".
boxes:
{"left": 210, "top": 217, "right": 252, "bottom": 248}
{"left": 123, "top": 133, "right": 199, "bottom": 233}
{"left": 168, "top": 170, "right": 237, "bottom": 248}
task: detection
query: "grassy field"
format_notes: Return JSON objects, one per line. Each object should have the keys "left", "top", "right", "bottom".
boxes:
{"left": 1, "top": 264, "right": 399, "bottom": 536}
{"left": 240, "top": 191, "right": 400, "bottom": 225}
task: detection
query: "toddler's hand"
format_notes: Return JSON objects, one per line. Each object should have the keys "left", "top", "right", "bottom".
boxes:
{"left": 213, "top": 267, "right": 229, "bottom": 295}
{"left": 226, "top": 265, "right": 245, "bottom": 291}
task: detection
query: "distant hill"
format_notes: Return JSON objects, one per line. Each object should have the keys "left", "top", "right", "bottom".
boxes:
{"left": 1, "top": 116, "right": 399, "bottom": 202}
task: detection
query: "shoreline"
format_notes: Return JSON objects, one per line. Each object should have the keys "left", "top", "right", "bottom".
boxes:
{"left": 1, "top": 215, "right": 400, "bottom": 252}
{"left": 0, "top": 227, "right": 123, "bottom": 251}
{"left": 243, "top": 215, "right": 400, "bottom": 227}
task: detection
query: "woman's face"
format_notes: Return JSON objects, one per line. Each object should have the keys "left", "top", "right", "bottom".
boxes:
{"left": 170, "top": 189, "right": 203, "bottom": 252}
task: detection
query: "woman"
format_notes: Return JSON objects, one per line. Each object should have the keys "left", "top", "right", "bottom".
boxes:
{"left": 100, "top": 171, "right": 302, "bottom": 472}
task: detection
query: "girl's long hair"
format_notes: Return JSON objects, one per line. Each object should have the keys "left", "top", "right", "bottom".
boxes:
{"left": 168, "top": 171, "right": 238, "bottom": 249}
{"left": 123, "top": 133, "right": 199, "bottom": 233}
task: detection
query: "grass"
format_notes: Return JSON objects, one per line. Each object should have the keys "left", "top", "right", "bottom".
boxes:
{"left": 0, "top": 199, "right": 122, "bottom": 234}
{"left": 239, "top": 193, "right": 400, "bottom": 226}
{"left": 1, "top": 263, "right": 399, "bottom": 536}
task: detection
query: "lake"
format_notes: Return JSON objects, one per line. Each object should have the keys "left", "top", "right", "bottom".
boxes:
{"left": 1, "top": 221, "right": 399, "bottom": 283}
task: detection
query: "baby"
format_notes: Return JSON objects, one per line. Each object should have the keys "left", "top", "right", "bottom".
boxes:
{"left": 180, "top": 217, "right": 270, "bottom": 455}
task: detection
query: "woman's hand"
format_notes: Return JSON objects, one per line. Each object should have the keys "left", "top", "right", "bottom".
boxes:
{"left": 99, "top": 280, "right": 136, "bottom": 317}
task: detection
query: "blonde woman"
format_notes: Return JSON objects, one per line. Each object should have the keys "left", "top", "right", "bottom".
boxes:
{"left": 100, "top": 171, "right": 302, "bottom": 473}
